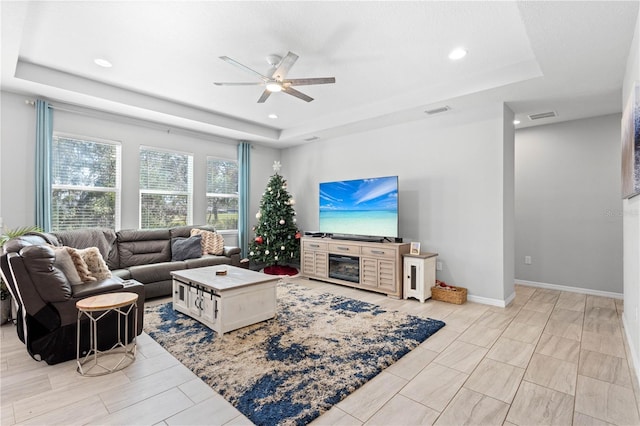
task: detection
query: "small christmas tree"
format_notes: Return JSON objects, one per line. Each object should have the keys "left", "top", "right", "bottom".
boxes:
{"left": 248, "top": 161, "right": 301, "bottom": 275}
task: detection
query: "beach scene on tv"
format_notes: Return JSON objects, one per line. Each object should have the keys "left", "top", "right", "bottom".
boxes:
{"left": 319, "top": 176, "right": 399, "bottom": 237}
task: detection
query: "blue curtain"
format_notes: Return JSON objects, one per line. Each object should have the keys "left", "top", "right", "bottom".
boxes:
{"left": 238, "top": 142, "right": 251, "bottom": 257}
{"left": 35, "top": 100, "right": 53, "bottom": 231}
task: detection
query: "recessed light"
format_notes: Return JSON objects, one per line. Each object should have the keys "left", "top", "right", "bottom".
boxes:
{"left": 513, "top": 119, "right": 521, "bottom": 125}
{"left": 94, "top": 58, "right": 113, "bottom": 68}
{"left": 268, "top": 113, "right": 278, "bottom": 119}
{"left": 448, "top": 47, "right": 467, "bottom": 60}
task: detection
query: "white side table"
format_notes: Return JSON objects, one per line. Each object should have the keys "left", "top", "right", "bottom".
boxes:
{"left": 76, "top": 292, "right": 138, "bottom": 376}
{"left": 403, "top": 252, "right": 438, "bottom": 303}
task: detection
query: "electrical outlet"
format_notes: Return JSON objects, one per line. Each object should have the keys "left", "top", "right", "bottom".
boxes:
{"left": 436, "top": 261, "right": 442, "bottom": 271}
{"left": 524, "top": 256, "right": 532, "bottom": 265}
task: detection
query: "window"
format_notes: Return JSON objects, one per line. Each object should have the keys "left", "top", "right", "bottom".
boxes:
{"left": 206, "top": 157, "right": 238, "bottom": 230}
{"left": 139, "top": 147, "right": 193, "bottom": 229}
{"left": 51, "top": 134, "right": 121, "bottom": 231}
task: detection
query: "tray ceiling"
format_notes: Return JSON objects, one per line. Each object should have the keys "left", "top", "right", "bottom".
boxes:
{"left": 1, "top": 1, "right": 637, "bottom": 147}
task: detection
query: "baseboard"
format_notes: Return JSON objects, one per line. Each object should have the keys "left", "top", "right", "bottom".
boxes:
{"left": 467, "top": 292, "right": 514, "bottom": 308}
{"left": 515, "top": 279, "right": 623, "bottom": 300}
{"left": 465, "top": 279, "right": 621, "bottom": 308}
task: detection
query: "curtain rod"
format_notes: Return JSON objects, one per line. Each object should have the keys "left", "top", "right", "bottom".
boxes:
{"left": 25, "top": 99, "right": 86, "bottom": 115}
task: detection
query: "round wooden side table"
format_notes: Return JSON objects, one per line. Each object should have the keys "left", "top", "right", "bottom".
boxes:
{"left": 76, "top": 292, "right": 138, "bottom": 376}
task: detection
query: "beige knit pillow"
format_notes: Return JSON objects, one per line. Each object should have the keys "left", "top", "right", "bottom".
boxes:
{"left": 190, "top": 229, "right": 224, "bottom": 255}
{"left": 76, "top": 247, "right": 112, "bottom": 280}
{"left": 57, "top": 246, "right": 96, "bottom": 282}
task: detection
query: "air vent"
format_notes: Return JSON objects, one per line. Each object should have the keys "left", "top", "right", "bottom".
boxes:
{"left": 528, "top": 111, "right": 557, "bottom": 121}
{"left": 304, "top": 136, "right": 319, "bottom": 142}
{"left": 424, "top": 106, "right": 451, "bottom": 115}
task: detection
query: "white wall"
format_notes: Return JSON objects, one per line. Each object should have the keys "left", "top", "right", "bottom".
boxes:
{"left": 0, "top": 90, "right": 280, "bottom": 247}
{"left": 622, "top": 9, "right": 640, "bottom": 382}
{"left": 282, "top": 102, "right": 513, "bottom": 303}
{"left": 0, "top": 91, "right": 37, "bottom": 230}
{"left": 515, "top": 114, "right": 624, "bottom": 294}
{"left": 502, "top": 104, "right": 516, "bottom": 303}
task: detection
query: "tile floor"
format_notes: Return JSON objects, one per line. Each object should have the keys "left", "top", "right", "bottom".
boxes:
{"left": 1, "top": 278, "right": 639, "bottom": 425}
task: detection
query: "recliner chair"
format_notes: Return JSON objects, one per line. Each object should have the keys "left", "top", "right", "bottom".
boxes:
{"left": 1, "top": 235, "right": 145, "bottom": 365}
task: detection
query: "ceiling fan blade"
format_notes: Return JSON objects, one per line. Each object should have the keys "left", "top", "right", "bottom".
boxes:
{"left": 271, "top": 51, "right": 299, "bottom": 80}
{"left": 219, "top": 56, "right": 270, "bottom": 82}
{"left": 214, "top": 82, "right": 265, "bottom": 86}
{"left": 257, "top": 90, "right": 272, "bottom": 103}
{"left": 282, "top": 86, "right": 314, "bottom": 102}
{"left": 284, "top": 77, "right": 336, "bottom": 86}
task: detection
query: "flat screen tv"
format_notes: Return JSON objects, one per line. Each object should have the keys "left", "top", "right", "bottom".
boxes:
{"left": 319, "top": 175, "right": 399, "bottom": 240}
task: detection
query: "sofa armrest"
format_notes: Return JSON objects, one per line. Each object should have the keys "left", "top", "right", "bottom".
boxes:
{"left": 71, "top": 279, "right": 124, "bottom": 299}
{"left": 223, "top": 246, "right": 241, "bottom": 257}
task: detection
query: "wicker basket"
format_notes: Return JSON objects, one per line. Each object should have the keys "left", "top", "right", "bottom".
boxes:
{"left": 431, "top": 284, "right": 467, "bottom": 304}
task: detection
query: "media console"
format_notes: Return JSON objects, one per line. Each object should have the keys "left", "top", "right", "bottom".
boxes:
{"left": 301, "top": 236, "right": 410, "bottom": 298}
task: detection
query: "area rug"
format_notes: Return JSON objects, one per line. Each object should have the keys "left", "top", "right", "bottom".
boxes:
{"left": 144, "top": 281, "right": 445, "bottom": 426}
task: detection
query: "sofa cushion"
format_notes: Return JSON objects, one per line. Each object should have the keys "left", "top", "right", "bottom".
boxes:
{"left": 20, "top": 245, "right": 72, "bottom": 302}
{"left": 117, "top": 229, "right": 171, "bottom": 268}
{"left": 76, "top": 247, "right": 112, "bottom": 280}
{"left": 171, "top": 236, "right": 202, "bottom": 261}
{"left": 118, "top": 240, "right": 171, "bottom": 268}
{"left": 128, "top": 261, "right": 186, "bottom": 284}
{"left": 190, "top": 229, "right": 224, "bottom": 255}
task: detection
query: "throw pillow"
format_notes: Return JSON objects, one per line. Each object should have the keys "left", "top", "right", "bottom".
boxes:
{"left": 77, "top": 247, "right": 112, "bottom": 280}
{"left": 52, "top": 247, "right": 83, "bottom": 285}
{"left": 171, "top": 235, "right": 203, "bottom": 261}
{"left": 190, "top": 228, "right": 224, "bottom": 255}
{"left": 61, "top": 246, "right": 96, "bottom": 282}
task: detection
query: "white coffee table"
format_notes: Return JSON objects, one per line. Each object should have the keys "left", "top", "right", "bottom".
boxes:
{"left": 171, "top": 265, "right": 279, "bottom": 334}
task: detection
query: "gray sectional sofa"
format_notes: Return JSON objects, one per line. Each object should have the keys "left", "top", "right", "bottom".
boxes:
{"left": 18, "top": 225, "right": 243, "bottom": 299}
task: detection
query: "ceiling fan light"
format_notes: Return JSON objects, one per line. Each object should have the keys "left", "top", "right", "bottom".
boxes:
{"left": 94, "top": 58, "right": 113, "bottom": 68}
{"left": 448, "top": 47, "right": 467, "bottom": 60}
{"left": 266, "top": 82, "right": 282, "bottom": 92}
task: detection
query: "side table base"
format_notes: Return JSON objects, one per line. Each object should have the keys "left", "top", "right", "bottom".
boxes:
{"left": 77, "top": 341, "right": 136, "bottom": 376}
{"left": 77, "top": 297, "right": 138, "bottom": 376}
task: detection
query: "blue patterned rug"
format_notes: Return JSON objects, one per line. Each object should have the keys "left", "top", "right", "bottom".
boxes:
{"left": 144, "top": 281, "right": 445, "bottom": 426}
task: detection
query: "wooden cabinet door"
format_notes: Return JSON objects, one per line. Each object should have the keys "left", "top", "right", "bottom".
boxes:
{"left": 302, "top": 250, "right": 328, "bottom": 278}
{"left": 201, "top": 292, "right": 218, "bottom": 325}
{"left": 173, "top": 281, "right": 189, "bottom": 311}
{"left": 313, "top": 252, "right": 328, "bottom": 277}
{"left": 360, "top": 258, "right": 379, "bottom": 289}
{"left": 377, "top": 259, "right": 396, "bottom": 291}
{"left": 188, "top": 286, "right": 201, "bottom": 317}
{"left": 361, "top": 258, "right": 397, "bottom": 291}
{"left": 302, "top": 251, "right": 315, "bottom": 275}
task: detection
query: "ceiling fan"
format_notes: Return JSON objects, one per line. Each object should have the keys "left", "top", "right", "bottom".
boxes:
{"left": 213, "top": 51, "right": 336, "bottom": 103}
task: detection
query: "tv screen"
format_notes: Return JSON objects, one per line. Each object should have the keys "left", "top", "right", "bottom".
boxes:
{"left": 319, "top": 175, "right": 399, "bottom": 238}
